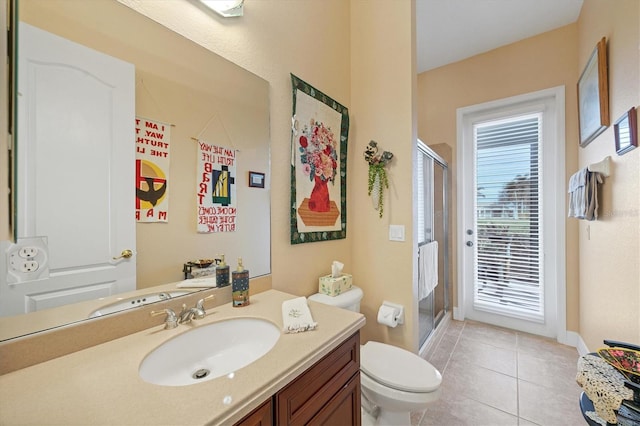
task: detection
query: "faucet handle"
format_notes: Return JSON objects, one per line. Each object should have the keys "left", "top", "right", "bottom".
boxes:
{"left": 195, "top": 294, "right": 216, "bottom": 312}
{"left": 150, "top": 308, "right": 178, "bottom": 329}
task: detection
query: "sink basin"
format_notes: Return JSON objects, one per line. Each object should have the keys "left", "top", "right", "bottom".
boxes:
{"left": 88, "top": 291, "right": 191, "bottom": 318}
{"left": 139, "top": 318, "right": 281, "bottom": 386}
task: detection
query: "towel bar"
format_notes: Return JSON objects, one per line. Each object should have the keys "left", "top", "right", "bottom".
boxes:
{"left": 587, "top": 156, "right": 611, "bottom": 177}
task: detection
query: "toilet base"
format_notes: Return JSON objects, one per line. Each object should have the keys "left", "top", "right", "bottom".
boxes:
{"left": 361, "top": 406, "right": 411, "bottom": 426}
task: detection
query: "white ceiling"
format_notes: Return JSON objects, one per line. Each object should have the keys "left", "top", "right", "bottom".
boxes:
{"left": 416, "top": 0, "right": 584, "bottom": 73}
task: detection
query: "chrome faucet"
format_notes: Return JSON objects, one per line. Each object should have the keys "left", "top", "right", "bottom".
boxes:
{"left": 178, "top": 294, "right": 215, "bottom": 324}
{"left": 150, "top": 308, "right": 179, "bottom": 329}
{"left": 178, "top": 304, "right": 205, "bottom": 324}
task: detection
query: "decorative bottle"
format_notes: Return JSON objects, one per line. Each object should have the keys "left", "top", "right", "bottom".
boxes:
{"left": 232, "top": 257, "right": 250, "bottom": 307}
{"left": 215, "top": 254, "right": 230, "bottom": 287}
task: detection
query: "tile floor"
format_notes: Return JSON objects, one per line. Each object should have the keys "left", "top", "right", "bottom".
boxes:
{"left": 412, "top": 319, "right": 586, "bottom": 426}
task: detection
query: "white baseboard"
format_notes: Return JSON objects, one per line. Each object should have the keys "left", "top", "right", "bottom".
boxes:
{"left": 453, "top": 306, "right": 463, "bottom": 321}
{"left": 565, "top": 330, "right": 590, "bottom": 355}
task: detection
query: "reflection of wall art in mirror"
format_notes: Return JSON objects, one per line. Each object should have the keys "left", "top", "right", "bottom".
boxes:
{"left": 614, "top": 107, "right": 637, "bottom": 156}
{"left": 290, "top": 74, "right": 349, "bottom": 244}
{"left": 0, "top": 0, "right": 270, "bottom": 343}
{"left": 578, "top": 37, "right": 609, "bottom": 148}
{"left": 249, "top": 171, "right": 265, "bottom": 188}
{"left": 196, "top": 140, "right": 237, "bottom": 234}
{"left": 135, "top": 116, "right": 171, "bottom": 223}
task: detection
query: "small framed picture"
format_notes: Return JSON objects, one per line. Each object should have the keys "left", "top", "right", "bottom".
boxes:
{"left": 577, "top": 37, "right": 610, "bottom": 147}
{"left": 248, "top": 171, "right": 265, "bottom": 188}
{"left": 614, "top": 107, "right": 638, "bottom": 155}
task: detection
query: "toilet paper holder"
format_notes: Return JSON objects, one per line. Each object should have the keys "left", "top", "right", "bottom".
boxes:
{"left": 379, "top": 301, "right": 404, "bottom": 326}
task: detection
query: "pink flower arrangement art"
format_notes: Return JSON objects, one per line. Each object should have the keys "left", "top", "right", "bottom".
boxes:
{"left": 290, "top": 74, "right": 348, "bottom": 244}
{"left": 298, "top": 119, "right": 338, "bottom": 213}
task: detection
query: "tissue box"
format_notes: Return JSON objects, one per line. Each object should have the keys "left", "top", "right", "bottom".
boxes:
{"left": 319, "top": 274, "right": 353, "bottom": 297}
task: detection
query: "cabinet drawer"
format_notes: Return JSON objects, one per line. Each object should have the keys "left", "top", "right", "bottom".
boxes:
{"left": 276, "top": 332, "right": 360, "bottom": 425}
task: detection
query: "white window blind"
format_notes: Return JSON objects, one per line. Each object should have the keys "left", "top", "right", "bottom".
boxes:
{"left": 473, "top": 114, "right": 544, "bottom": 321}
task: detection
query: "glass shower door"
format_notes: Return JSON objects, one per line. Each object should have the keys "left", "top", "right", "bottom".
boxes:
{"left": 417, "top": 142, "right": 449, "bottom": 349}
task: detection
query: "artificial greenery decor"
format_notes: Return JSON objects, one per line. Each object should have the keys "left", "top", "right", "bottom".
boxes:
{"left": 364, "top": 140, "right": 394, "bottom": 218}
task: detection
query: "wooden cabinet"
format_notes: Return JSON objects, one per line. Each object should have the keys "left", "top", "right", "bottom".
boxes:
{"left": 236, "top": 399, "right": 272, "bottom": 426}
{"left": 276, "top": 332, "right": 360, "bottom": 425}
{"left": 235, "top": 331, "right": 361, "bottom": 426}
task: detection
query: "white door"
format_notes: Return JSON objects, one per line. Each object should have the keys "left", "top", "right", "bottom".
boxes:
{"left": 457, "top": 88, "right": 566, "bottom": 338}
{"left": 1, "top": 23, "right": 135, "bottom": 315}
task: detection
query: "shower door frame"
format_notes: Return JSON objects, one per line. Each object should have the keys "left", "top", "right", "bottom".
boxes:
{"left": 417, "top": 141, "right": 449, "bottom": 349}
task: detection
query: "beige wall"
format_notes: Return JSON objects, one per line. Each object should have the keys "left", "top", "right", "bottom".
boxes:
{"left": 127, "top": 0, "right": 420, "bottom": 351}
{"left": 576, "top": 0, "right": 640, "bottom": 350}
{"left": 417, "top": 24, "right": 581, "bottom": 333}
{"left": 351, "top": 1, "right": 418, "bottom": 350}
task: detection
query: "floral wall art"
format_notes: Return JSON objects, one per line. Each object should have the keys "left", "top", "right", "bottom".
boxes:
{"left": 290, "top": 74, "right": 349, "bottom": 244}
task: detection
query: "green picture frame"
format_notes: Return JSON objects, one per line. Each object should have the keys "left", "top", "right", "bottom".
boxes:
{"left": 290, "top": 74, "right": 349, "bottom": 244}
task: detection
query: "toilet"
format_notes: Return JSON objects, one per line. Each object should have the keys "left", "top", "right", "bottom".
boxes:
{"left": 309, "top": 286, "right": 442, "bottom": 426}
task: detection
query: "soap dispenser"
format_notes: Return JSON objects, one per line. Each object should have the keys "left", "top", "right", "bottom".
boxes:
{"left": 232, "top": 257, "right": 250, "bottom": 307}
{"left": 215, "top": 254, "right": 230, "bottom": 287}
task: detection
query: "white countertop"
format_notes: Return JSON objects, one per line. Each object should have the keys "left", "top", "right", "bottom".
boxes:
{"left": 0, "top": 289, "right": 365, "bottom": 425}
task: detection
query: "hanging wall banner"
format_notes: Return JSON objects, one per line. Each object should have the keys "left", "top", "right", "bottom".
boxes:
{"left": 290, "top": 74, "right": 349, "bottom": 244}
{"left": 197, "top": 141, "right": 237, "bottom": 233}
{"left": 135, "top": 117, "right": 170, "bottom": 223}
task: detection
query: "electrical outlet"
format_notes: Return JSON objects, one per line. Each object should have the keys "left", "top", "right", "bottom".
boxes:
{"left": 20, "top": 260, "right": 39, "bottom": 273}
{"left": 5, "top": 236, "right": 50, "bottom": 283}
{"left": 19, "top": 247, "right": 39, "bottom": 258}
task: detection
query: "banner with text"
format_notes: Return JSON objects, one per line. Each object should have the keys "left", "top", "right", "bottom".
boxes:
{"left": 197, "top": 141, "right": 237, "bottom": 233}
{"left": 135, "top": 117, "right": 170, "bottom": 223}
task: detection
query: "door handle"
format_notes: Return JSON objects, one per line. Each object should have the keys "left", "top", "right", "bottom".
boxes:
{"left": 466, "top": 241, "right": 474, "bottom": 247}
{"left": 113, "top": 249, "right": 133, "bottom": 260}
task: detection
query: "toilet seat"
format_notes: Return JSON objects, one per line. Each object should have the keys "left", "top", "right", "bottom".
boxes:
{"left": 360, "top": 341, "right": 442, "bottom": 393}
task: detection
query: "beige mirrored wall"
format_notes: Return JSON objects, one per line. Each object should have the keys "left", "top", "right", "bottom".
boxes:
{"left": 0, "top": 0, "right": 271, "bottom": 341}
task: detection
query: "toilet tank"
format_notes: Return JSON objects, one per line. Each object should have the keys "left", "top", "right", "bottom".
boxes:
{"left": 308, "top": 286, "right": 363, "bottom": 312}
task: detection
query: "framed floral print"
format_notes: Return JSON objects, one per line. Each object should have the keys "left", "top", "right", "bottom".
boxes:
{"left": 290, "top": 74, "right": 349, "bottom": 244}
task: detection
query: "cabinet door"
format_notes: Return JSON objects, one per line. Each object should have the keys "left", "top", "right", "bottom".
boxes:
{"left": 235, "top": 399, "right": 272, "bottom": 426}
{"left": 276, "top": 332, "right": 360, "bottom": 425}
{"left": 309, "top": 372, "right": 361, "bottom": 426}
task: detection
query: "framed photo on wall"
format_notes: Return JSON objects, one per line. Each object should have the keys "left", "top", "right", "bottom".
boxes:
{"left": 290, "top": 74, "right": 349, "bottom": 244}
{"left": 577, "top": 37, "right": 609, "bottom": 147}
{"left": 614, "top": 107, "right": 638, "bottom": 155}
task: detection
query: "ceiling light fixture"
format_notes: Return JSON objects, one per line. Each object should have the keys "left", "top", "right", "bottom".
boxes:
{"left": 199, "top": 0, "right": 244, "bottom": 18}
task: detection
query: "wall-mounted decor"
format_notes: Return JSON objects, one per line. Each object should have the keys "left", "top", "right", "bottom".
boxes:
{"left": 248, "top": 171, "right": 265, "bottom": 188}
{"left": 196, "top": 140, "right": 237, "bottom": 233}
{"left": 614, "top": 106, "right": 638, "bottom": 155}
{"left": 135, "top": 117, "right": 170, "bottom": 222}
{"left": 578, "top": 37, "right": 609, "bottom": 147}
{"left": 290, "top": 74, "right": 349, "bottom": 244}
{"left": 364, "top": 140, "right": 394, "bottom": 218}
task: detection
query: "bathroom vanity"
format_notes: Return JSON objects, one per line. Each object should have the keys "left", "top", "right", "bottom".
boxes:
{"left": 0, "top": 290, "right": 365, "bottom": 425}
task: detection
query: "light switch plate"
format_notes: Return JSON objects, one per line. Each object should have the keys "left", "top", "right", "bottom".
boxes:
{"left": 389, "top": 225, "right": 405, "bottom": 242}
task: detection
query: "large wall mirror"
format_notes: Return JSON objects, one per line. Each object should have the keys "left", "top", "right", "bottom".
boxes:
{"left": 0, "top": 0, "right": 271, "bottom": 341}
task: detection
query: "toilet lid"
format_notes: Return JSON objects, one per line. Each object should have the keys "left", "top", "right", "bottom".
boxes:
{"left": 360, "top": 341, "right": 442, "bottom": 393}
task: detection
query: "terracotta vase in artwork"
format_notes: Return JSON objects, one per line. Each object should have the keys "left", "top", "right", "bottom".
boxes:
{"left": 308, "top": 175, "right": 331, "bottom": 212}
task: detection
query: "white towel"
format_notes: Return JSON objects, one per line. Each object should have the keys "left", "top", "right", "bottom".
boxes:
{"left": 282, "top": 297, "right": 317, "bottom": 333}
{"left": 176, "top": 277, "right": 217, "bottom": 288}
{"left": 418, "top": 241, "right": 438, "bottom": 300}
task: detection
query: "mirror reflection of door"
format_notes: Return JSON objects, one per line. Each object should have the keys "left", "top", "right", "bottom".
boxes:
{"left": 1, "top": 23, "right": 136, "bottom": 315}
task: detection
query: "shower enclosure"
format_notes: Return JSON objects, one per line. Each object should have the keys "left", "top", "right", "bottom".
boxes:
{"left": 417, "top": 140, "right": 450, "bottom": 349}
